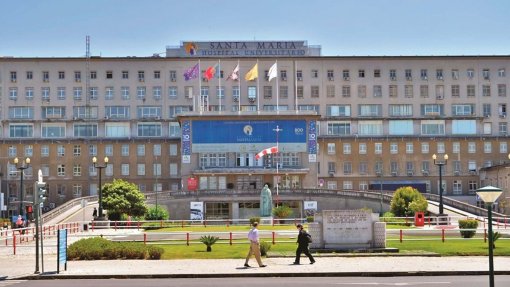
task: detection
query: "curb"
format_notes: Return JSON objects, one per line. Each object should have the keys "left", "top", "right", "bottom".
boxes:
{"left": 15, "top": 270, "right": 510, "bottom": 280}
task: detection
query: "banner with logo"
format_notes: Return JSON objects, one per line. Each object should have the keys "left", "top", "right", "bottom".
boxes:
{"left": 181, "top": 120, "right": 191, "bottom": 163}
{"left": 308, "top": 120, "right": 317, "bottom": 162}
{"left": 303, "top": 201, "right": 318, "bottom": 217}
{"left": 190, "top": 202, "right": 204, "bottom": 220}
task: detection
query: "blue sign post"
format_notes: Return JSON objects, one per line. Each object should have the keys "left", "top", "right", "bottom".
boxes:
{"left": 57, "top": 229, "right": 67, "bottom": 273}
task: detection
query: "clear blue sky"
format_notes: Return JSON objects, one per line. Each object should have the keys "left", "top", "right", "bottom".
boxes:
{"left": 1, "top": 0, "right": 509, "bottom": 57}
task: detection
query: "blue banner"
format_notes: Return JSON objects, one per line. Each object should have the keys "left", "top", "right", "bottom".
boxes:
{"left": 192, "top": 120, "right": 306, "bottom": 144}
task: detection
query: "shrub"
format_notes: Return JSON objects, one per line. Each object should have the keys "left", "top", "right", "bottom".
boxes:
{"left": 306, "top": 216, "right": 314, "bottom": 223}
{"left": 67, "top": 237, "right": 164, "bottom": 260}
{"left": 147, "top": 245, "right": 164, "bottom": 259}
{"left": 199, "top": 235, "right": 219, "bottom": 252}
{"left": 390, "top": 186, "right": 428, "bottom": 217}
{"left": 145, "top": 205, "right": 169, "bottom": 221}
{"left": 259, "top": 241, "right": 272, "bottom": 256}
{"left": 249, "top": 217, "right": 261, "bottom": 225}
{"left": 272, "top": 205, "right": 293, "bottom": 219}
{"left": 458, "top": 219, "right": 479, "bottom": 238}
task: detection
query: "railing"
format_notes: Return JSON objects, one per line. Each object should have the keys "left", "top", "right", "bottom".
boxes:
{"left": 422, "top": 193, "right": 506, "bottom": 218}
{"left": 41, "top": 195, "right": 97, "bottom": 224}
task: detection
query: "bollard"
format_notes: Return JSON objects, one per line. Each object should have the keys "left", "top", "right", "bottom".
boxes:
{"left": 441, "top": 228, "right": 445, "bottom": 243}
{"left": 272, "top": 231, "right": 275, "bottom": 245}
{"left": 484, "top": 228, "right": 487, "bottom": 243}
{"left": 203, "top": 220, "right": 207, "bottom": 228}
{"left": 13, "top": 234, "right": 16, "bottom": 255}
{"left": 186, "top": 233, "right": 190, "bottom": 246}
{"left": 399, "top": 229, "right": 403, "bottom": 243}
{"left": 144, "top": 233, "right": 147, "bottom": 245}
{"left": 229, "top": 232, "right": 232, "bottom": 245}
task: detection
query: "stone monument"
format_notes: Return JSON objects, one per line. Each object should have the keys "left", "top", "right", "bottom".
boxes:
{"left": 260, "top": 184, "right": 273, "bottom": 217}
{"left": 308, "top": 210, "right": 386, "bottom": 250}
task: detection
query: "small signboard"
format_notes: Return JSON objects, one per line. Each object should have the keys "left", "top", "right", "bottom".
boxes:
{"left": 190, "top": 201, "right": 204, "bottom": 220}
{"left": 57, "top": 229, "right": 67, "bottom": 273}
{"left": 187, "top": 177, "right": 198, "bottom": 191}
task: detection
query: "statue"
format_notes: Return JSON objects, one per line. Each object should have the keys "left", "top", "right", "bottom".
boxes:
{"left": 260, "top": 184, "right": 273, "bottom": 217}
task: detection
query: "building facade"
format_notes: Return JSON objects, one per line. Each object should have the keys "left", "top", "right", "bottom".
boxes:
{"left": 1, "top": 41, "right": 509, "bottom": 217}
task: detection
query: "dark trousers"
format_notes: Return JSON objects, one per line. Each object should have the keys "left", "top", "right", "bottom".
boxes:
{"left": 294, "top": 244, "right": 315, "bottom": 263}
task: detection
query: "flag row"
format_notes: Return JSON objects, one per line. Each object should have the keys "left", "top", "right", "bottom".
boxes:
{"left": 183, "top": 62, "right": 278, "bottom": 82}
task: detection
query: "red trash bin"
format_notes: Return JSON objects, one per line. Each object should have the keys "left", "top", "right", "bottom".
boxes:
{"left": 414, "top": 212, "right": 425, "bottom": 227}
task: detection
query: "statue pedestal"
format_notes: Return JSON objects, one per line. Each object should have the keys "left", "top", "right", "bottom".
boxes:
{"left": 260, "top": 217, "right": 273, "bottom": 225}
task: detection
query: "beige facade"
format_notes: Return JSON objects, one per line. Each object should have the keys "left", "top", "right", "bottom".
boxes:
{"left": 1, "top": 50, "right": 510, "bottom": 215}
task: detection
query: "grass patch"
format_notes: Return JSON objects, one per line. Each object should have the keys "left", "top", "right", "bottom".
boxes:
{"left": 388, "top": 238, "right": 510, "bottom": 256}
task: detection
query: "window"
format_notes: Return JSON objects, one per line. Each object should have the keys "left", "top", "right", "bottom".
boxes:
{"left": 420, "top": 120, "right": 445, "bottom": 135}
{"left": 327, "top": 143, "right": 335, "bottom": 155}
{"left": 25, "top": 87, "right": 34, "bottom": 100}
{"left": 435, "top": 85, "right": 444, "bottom": 99}
{"left": 327, "top": 121, "right": 350, "bottom": 135}
{"left": 467, "top": 69, "right": 474, "bottom": 78}
{"left": 327, "top": 162, "right": 336, "bottom": 173}
{"left": 153, "top": 144, "right": 161, "bottom": 156}
{"left": 483, "top": 69, "right": 490, "bottom": 80}
{"left": 358, "top": 121, "right": 383, "bottom": 135}
{"left": 484, "top": 142, "right": 492, "bottom": 153}
{"left": 498, "top": 84, "right": 506, "bottom": 97}
{"left": 280, "top": 70, "right": 287, "bottom": 80}
{"left": 375, "top": 143, "right": 382, "bottom": 154}
{"left": 57, "top": 87, "right": 66, "bottom": 100}
{"left": 389, "top": 69, "right": 396, "bottom": 80}
{"left": 154, "top": 70, "right": 160, "bottom": 79}
{"left": 358, "top": 69, "right": 365, "bottom": 78}
{"left": 73, "top": 145, "right": 81, "bottom": 156}
{"left": 359, "top": 104, "right": 381, "bottom": 116}
{"left": 106, "top": 71, "right": 113, "bottom": 79}
{"left": 483, "top": 85, "right": 491, "bottom": 97}
{"left": 389, "top": 85, "right": 398, "bottom": 98}
{"left": 326, "top": 85, "right": 335, "bottom": 98}
{"left": 138, "top": 71, "right": 145, "bottom": 81}
{"left": 10, "top": 71, "right": 17, "bottom": 82}
{"left": 405, "top": 69, "right": 412, "bottom": 80}
{"left": 137, "top": 123, "right": 162, "bottom": 137}
{"left": 311, "top": 69, "right": 318, "bottom": 78}
{"left": 73, "top": 124, "right": 98, "bottom": 137}
{"left": 327, "top": 105, "right": 351, "bottom": 116}
{"left": 9, "top": 88, "right": 18, "bottom": 101}
{"left": 390, "top": 142, "right": 398, "bottom": 154}
{"left": 421, "top": 142, "right": 429, "bottom": 154}
{"left": 9, "top": 107, "right": 33, "bottom": 119}
{"left": 121, "top": 164, "right": 130, "bottom": 176}
{"left": 137, "top": 86, "right": 146, "bottom": 99}
{"left": 121, "top": 144, "right": 129, "bottom": 156}
{"left": 341, "top": 86, "right": 351, "bottom": 98}
{"left": 280, "top": 86, "right": 288, "bottom": 99}
{"left": 42, "top": 71, "right": 49, "bottom": 82}
{"left": 453, "top": 142, "right": 460, "bottom": 154}
{"left": 451, "top": 69, "right": 459, "bottom": 80}
{"left": 420, "top": 85, "right": 429, "bottom": 98}
{"left": 105, "top": 144, "right": 113, "bottom": 156}
{"left": 342, "top": 70, "right": 350, "bottom": 80}
{"left": 358, "top": 85, "right": 366, "bottom": 98}
{"left": 437, "top": 142, "right": 445, "bottom": 154}
{"left": 373, "top": 85, "right": 382, "bottom": 97}
{"left": 153, "top": 86, "right": 162, "bottom": 100}
{"left": 436, "top": 69, "right": 444, "bottom": 80}
{"left": 343, "top": 162, "right": 352, "bottom": 175}
{"left": 343, "top": 143, "right": 351, "bottom": 154}
{"left": 41, "top": 145, "right": 49, "bottom": 157}
{"left": 263, "top": 86, "right": 272, "bottom": 99}
{"left": 374, "top": 69, "right": 381, "bottom": 78}
{"left": 170, "top": 144, "right": 178, "bottom": 156}
{"left": 406, "top": 142, "right": 414, "bottom": 154}
{"left": 137, "top": 106, "right": 161, "bottom": 118}
{"left": 359, "top": 143, "right": 367, "bottom": 154}
{"left": 137, "top": 164, "right": 146, "bottom": 176}
{"left": 296, "top": 70, "right": 302, "bottom": 81}
{"left": 420, "top": 69, "right": 428, "bottom": 80}
{"left": 389, "top": 104, "right": 413, "bottom": 116}
{"left": 105, "top": 87, "right": 114, "bottom": 100}
{"left": 452, "top": 104, "right": 474, "bottom": 116}
{"left": 90, "top": 71, "right": 97, "bottom": 79}
{"left": 467, "top": 85, "right": 475, "bottom": 97}
{"left": 57, "top": 164, "right": 65, "bottom": 176}
{"left": 311, "top": 86, "right": 320, "bottom": 98}
{"left": 73, "top": 87, "right": 82, "bottom": 100}
{"left": 74, "top": 71, "right": 81, "bottom": 82}
{"left": 451, "top": 85, "right": 460, "bottom": 97}
{"left": 297, "top": 86, "right": 303, "bottom": 98}
{"left": 137, "top": 145, "right": 146, "bottom": 156}
{"left": 500, "top": 142, "right": 508, "bottom": 153}
{"left": 73, "top": 164, "right": 81, "bottom": 176}
{"left": 122, "top": 71, "right": 129, "bottom": 79}
{"left": 468, "top": 142, "right": 476, "bottom": 153}
{"left": 89, "top": 87, "right": 98, "bottom": 100}
{"left": 499, "top": 122, "right": 507, "bottom": 135}
{"left": 327, "top": 70, "right": 334, "bottom": 80}
{"left": 248, "top": 86, "right": 257, "bottom": 101}
{"left": 404, "top": 85, "right": 413, "bottom": 98}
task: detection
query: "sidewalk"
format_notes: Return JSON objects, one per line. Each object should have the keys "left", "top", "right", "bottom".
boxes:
{"left": 3, "top": 253, "right": 510, "bottom": 280}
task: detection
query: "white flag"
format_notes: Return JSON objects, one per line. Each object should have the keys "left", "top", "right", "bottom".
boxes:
{"left": 227, "top": 64, "right": 240, "bottom": 81}
{"left": 268, "top": 62, "right": 277, "bottom": 81}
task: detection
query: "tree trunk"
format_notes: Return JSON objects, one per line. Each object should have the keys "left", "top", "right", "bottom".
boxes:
{"left": 207, "top": 246, "right": 212, "bottom": 252}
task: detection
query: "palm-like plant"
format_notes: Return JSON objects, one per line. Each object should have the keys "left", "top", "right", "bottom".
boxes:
{"left": 199, "top": 235, "right": 219, "bottom": 252}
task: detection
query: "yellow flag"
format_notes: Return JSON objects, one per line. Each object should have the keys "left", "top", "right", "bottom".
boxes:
{"left": 244, "top": 63, "right": 258, "bottom": 81}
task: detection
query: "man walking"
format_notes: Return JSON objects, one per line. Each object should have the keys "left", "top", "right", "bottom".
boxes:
{"left": 244, "top": 222, "right": 267, "bottom": 268}
{"left": 293, "top": 223, "right": 315, "bottom": 265}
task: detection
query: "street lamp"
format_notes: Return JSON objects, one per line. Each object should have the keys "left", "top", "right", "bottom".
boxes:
{"left": 432, "top": 153, "right": 448, "bottom": 215}
{"left": 14, "top": 157, "right": 31, "bottom": 220}
{"left": 476, "top": 185, "right": 503, "bottom": 287}
{"left": 92, "top": 156, "right": 109, "bottom": 220}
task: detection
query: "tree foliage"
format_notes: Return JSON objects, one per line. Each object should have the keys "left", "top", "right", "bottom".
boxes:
{"left": 390, "top": 186, "right": 428, "bottom": 217}
{"left": 145, "top": 205, "right": 169, "bottom": 221}
{"left": 102, "top": 179, "right": 148, "bottom": 221}
{"left": 272, "top": 205, "right": 293, "bottom": 219}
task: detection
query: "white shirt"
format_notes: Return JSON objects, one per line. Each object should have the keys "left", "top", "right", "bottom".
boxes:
{"left": 248, "top": 228, "right": 259, "bottom": 243}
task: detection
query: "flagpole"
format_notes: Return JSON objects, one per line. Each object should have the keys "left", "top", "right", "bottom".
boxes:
{"left": 198, "top": 59, "right": 202, "bottom": 113}
{"left": 276, "top": 60, "right": 279, "bottom": 114}
{"left": 273, "top": 125, "right": 282, "bottom": 206}
{"left": 256, "top": 59, "right": 260, "bottom": 112}
{"left": 218, "top": 59, "right": 221, "bottom": 113}
{"left": 294, "top": 60, "right": 298, "bottom": 114}
{"left": 238, "top": 60, "right": 241, "bottom": 114}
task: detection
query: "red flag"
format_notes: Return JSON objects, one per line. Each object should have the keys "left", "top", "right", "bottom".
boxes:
{"left": 255, "top": 146, "right": 279, "bottom": 160}
{"left": 204, "top": 64, "right": 218, "bottom": 81}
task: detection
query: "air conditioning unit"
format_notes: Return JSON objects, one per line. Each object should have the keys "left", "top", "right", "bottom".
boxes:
{"left": 297, "top": 76, "right": 302, "bottom": 81}
{"left": 469, "top": 169, "right": 478, "bottom": 175}
{"left": 170, "top": 78, "right": 176, "bottom": 82}
{"left": 43, "top": 78, "right": 49, "bottom": 82}
{"left": 328, "top": 77, "right": 334, "bottom": 81}
{"left": 328, "top": 171, "right": 335, "bottom": 176}
{"left": 500, "top": 113, "right": 507, "bottom": 118}
{"left": 139, "top": 78, "right": 145, "bottom": 82}
{"left": 438, "top": 76, "right": 443, "bottom": 80}
{"left": 75, "top": 78, "right": 81, "bottom": 82}
{"left": 406, "top": 76, "right": 412, "bottom": 81}
{"left": 407, "top": 171, "right": 414, "bottom": 176}
{"left": 485, "top": 114, "right": 491, "bottom": 118}
{"left": 281, "top": 76, "right": 287, "bottom": 81}
{"left": 422, "top": 171, "right": 429, "bottom": 176}
{"left": 233, "top": 96, "right": 239, "bottom": 102}
{"left": 343, "top": 76, "right": 350, "bottom": 81}
{"left": 11, "top": 79, "right": 17, "bottom": 83}
{"left": 422, "top": 76, "right": 428, "bottom": 80}
{"left": 390, "top": 76, "right": 396, "bottom": 81}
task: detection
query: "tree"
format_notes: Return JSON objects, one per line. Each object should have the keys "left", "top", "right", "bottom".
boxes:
{"left": 102, "top": 179, "right": 148, "bottom": 221}
{"left": 199, "top": 235, "right": 219, "bottom": 252}
{"left": 390, "top": 186, "right": 428, "bottom": 217}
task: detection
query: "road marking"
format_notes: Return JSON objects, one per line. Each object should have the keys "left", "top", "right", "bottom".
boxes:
{"left": 333, "top": 283, "right": 451, "bottom": 286}
{"left": 0, "top": 280, "right": 28, "bottom": 287}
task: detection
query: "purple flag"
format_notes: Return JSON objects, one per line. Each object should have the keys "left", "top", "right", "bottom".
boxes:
{"left": 184, "top": 63, "right": 199, "bottom": 81}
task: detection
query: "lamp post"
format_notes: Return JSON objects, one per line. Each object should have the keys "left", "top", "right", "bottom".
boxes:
{"left": 92, "top": 156, "right": 109, "bottom": 220}
{"left": 476, "top": 185, "right": 503, "bottom": 287}
{"left": 377, "top": 171, "right": 383, "bottom": 215}
{"left": 432, "top": 153, "right": 448, "bottom": 215}
{"left": 14, "top": 157, "right": 31, "bottom": 219}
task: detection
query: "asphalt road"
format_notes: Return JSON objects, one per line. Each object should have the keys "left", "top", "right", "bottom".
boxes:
{"left": 5, "top": 276, "right": 510, "bottom": 287}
